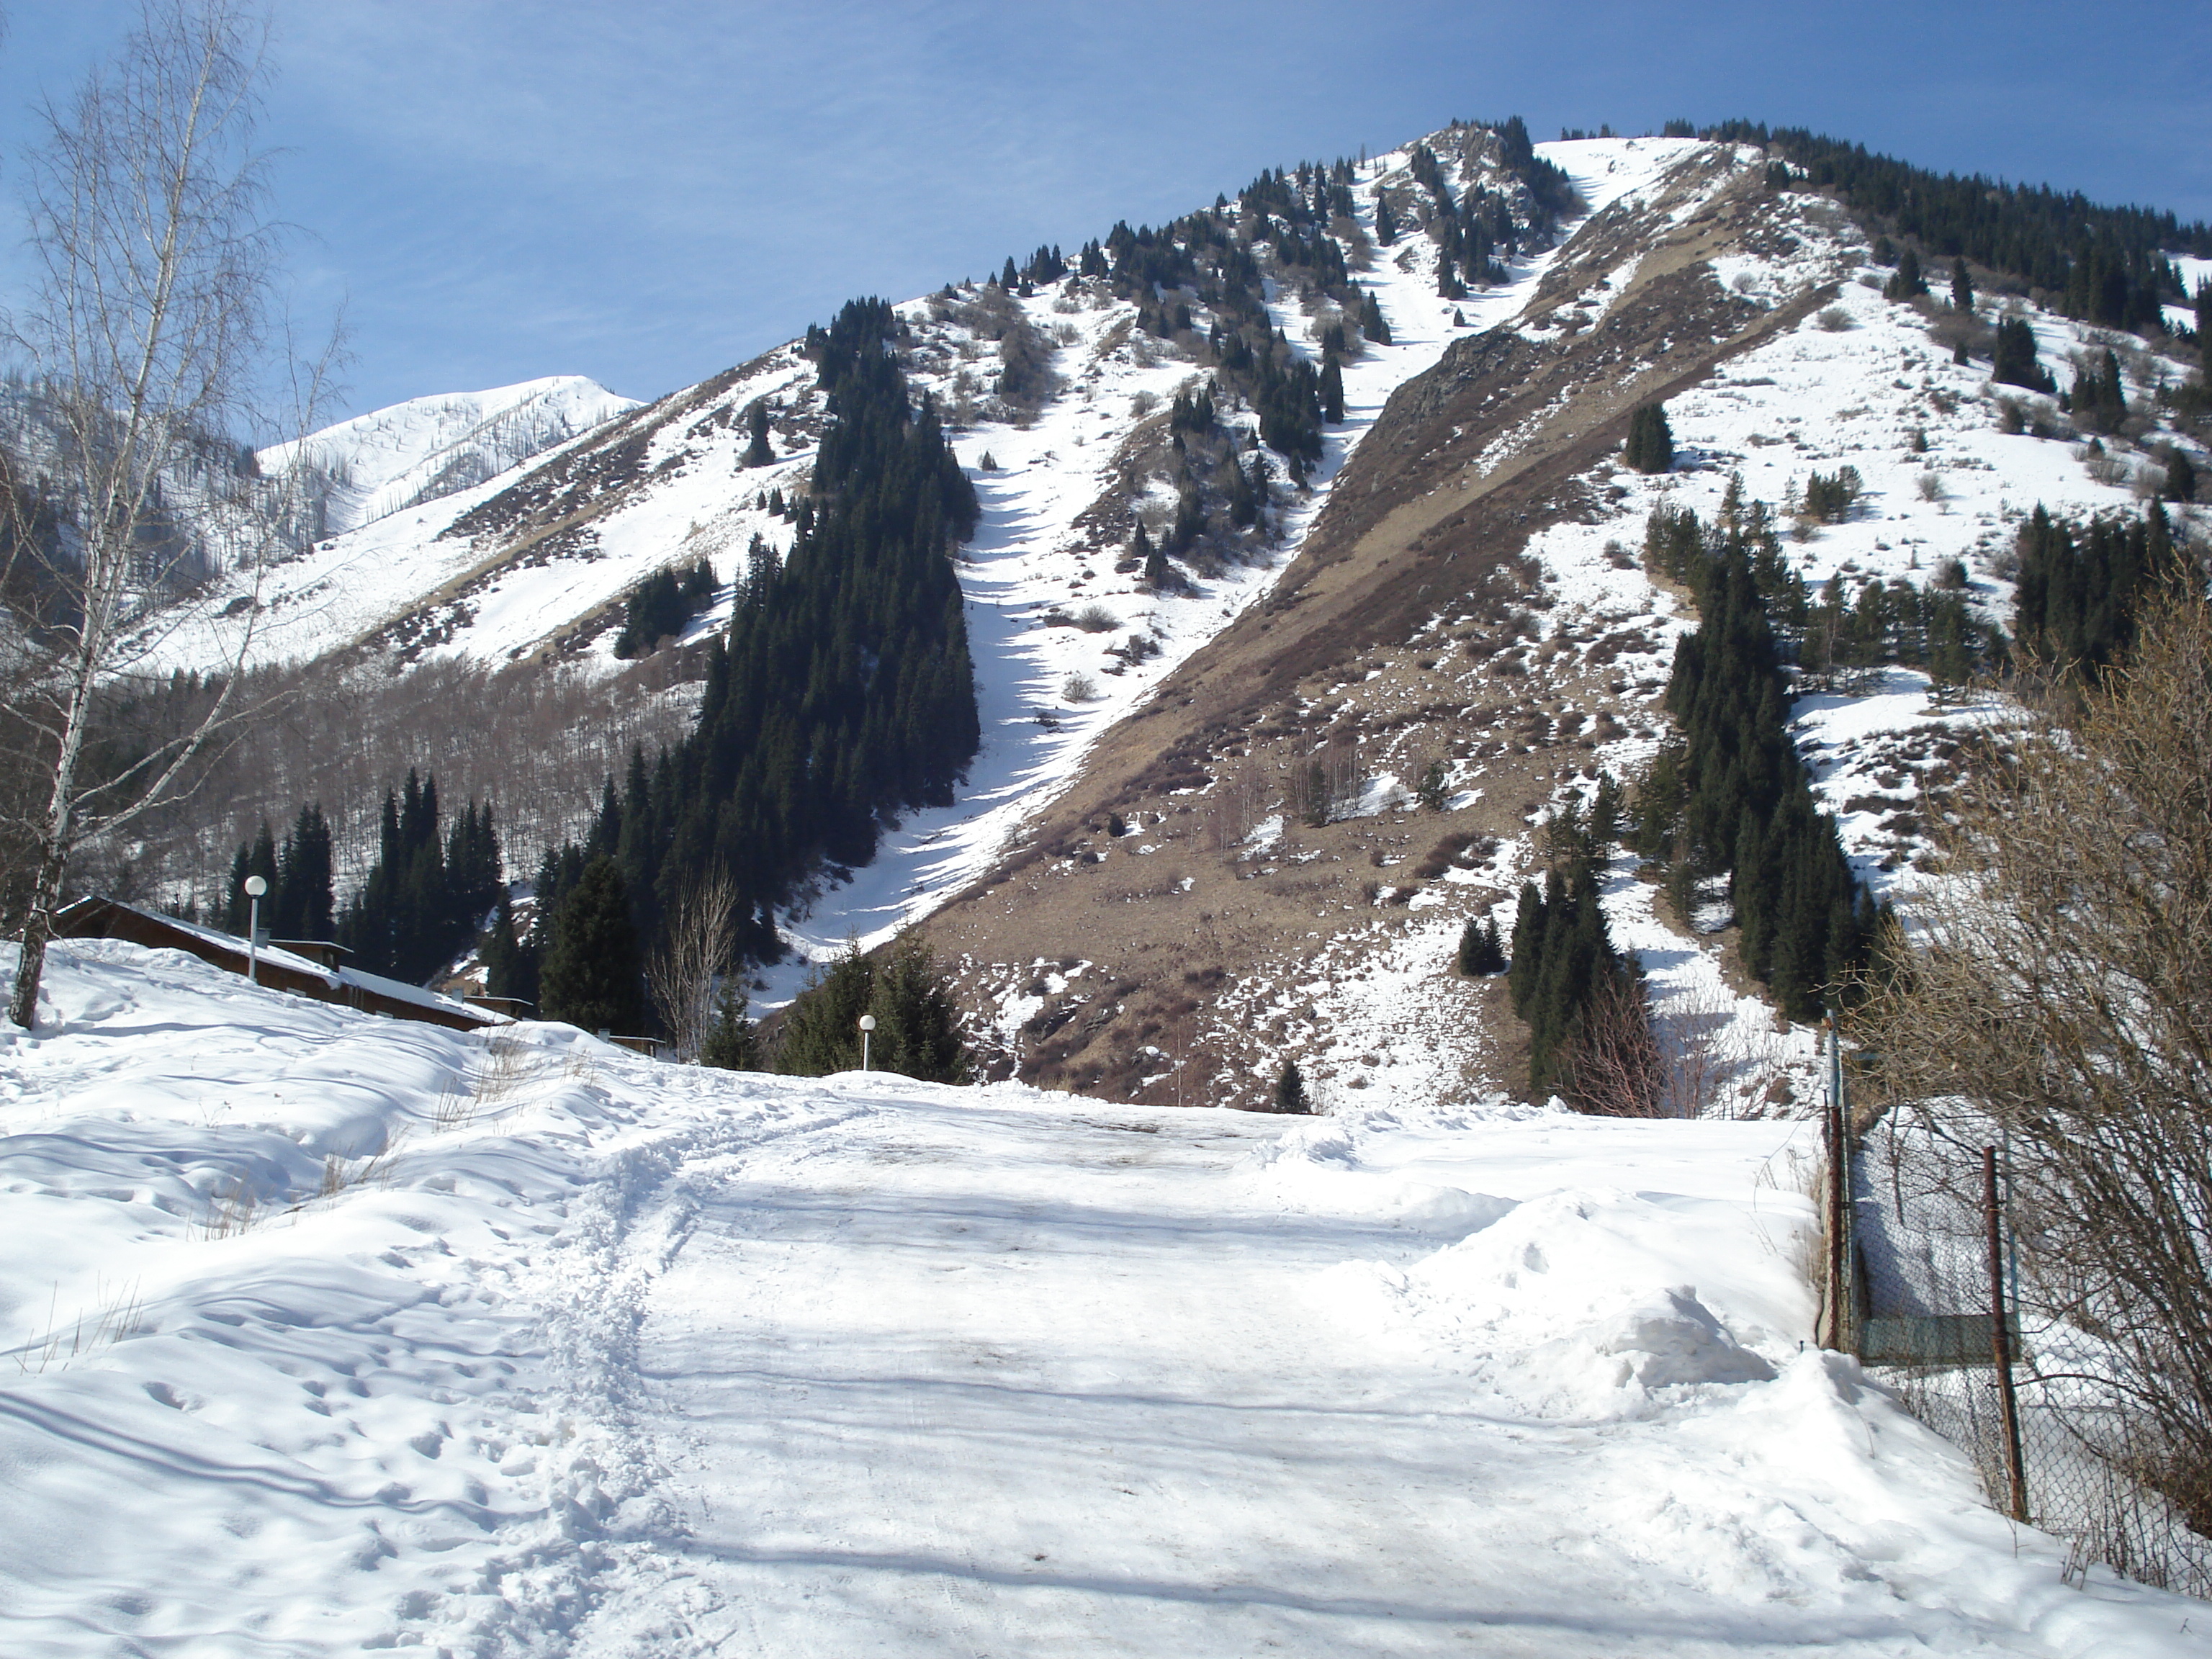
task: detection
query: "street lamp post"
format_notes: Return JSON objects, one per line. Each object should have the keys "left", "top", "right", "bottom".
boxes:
{"left": 243, "top": 875, "right": 267, "bottom": 986}
{"left": 858, "top": 1012, "right": 876, "bottom": 1072}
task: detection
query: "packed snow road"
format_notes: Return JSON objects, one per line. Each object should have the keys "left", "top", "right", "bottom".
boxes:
{"left": 570, "top": 1091, "right": 2195, "bottom": 1658}
{"left": 1, "top": 942, "right": 2204, "bottom": 1655}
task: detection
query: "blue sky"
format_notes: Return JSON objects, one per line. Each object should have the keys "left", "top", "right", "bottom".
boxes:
{"left": 3, "top": 1, "right": 2208, "bottom": 426}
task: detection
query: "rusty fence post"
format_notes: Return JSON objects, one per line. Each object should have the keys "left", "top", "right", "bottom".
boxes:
{"left": 1825, "top": 1020, "right": 1849, "bottom": 1351}
{"left": 1984, "top": 1143, "right": 2031, "bottom": 1522}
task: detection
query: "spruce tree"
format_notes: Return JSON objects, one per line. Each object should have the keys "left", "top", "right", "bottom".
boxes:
{"left": 1992, "top": 316, "right": 2054, "bottom": 392}
{"left": 1457, "top": 914, "right": 1506, "bottom": 976}
{"left": 274, "top": 804, "right": 335, "bottom": 940}
{"left": 1884, "top": 244, "right": 1928, "bottom": 300}
{"left": 1624, "top": 402, "right": 1674, "bottom": 474}
{"left": 743, "top": 399, "right": 773, "bottom": 467}
{"left": 1506, "top": 878, "right": 1548, "bottom": 1013}
{"left": 1950, "top": 257, "right": 1973, "bottom": 311}
{"left": 867, "top": 930, "right": 968, "bottom": 1083}
{"left": 538, "top": 856, "right": 644, "bottom": 1034}
{"left": 1272, "top": 1056, "right": 1310, "bottom": 1115}
{"left": 2166, "top": 448, "right": 2197, "bottom": 505}
{"left": 699, "top": 984, "right": 759, "bottom": 1070}
{"left": 1358, "top": 290, "right": 1391, "bottom": 346}
{"left": 777, "top": 943, "right": 874, "bottom": 1074}
{"left": 482, "top": 889, "right": 536, "bottom": 1007}
{"left": 1318, "top": 355, "right": 1344, "bottom": 423}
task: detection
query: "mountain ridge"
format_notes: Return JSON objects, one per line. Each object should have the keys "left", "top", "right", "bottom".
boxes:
{"left": 87, "top": 122, "right": 2212, "bottom": 1119}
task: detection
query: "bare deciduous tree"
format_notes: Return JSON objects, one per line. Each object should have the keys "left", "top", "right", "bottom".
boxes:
{"left": 647, "top": 870, "right": 740, "bottom": 1059}
{"left": 2, "top": 0, "right": 336, "bottom": 1027}
{"left": 1569, "top": 965, "right": 1665, "bottom": 1117}
{"left": 1849, "top": 586, "right": 2212, "bottom": 1514}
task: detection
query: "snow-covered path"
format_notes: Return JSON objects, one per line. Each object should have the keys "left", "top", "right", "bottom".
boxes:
{"left": 588, "top": 1099, "right": 1492, "bottom": 1653}
{"left": 4, "top": 943, "right": 2205, "bottom": 1655}
{"left": 567, "top": 1092, "right": 2194, "bottom": 1658}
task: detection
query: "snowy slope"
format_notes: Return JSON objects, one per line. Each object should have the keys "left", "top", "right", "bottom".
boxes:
{"left": 759, "top": 136, "right": 1711, "bottom": 996}
{"left": 1480, "top": 163, "right": 2210, "bottom": 1103}
{"left": 262, "top": 376, "right": 639, "bottom": 538}
{"left": 148, "top": 130, "right": 1713, "bottom": 971}
{"left": 143, "top": 130, "right": 2207, "bottom": 1095}
{"left": 3, "top": 940, "right": 2203, "bottom": 1653}
{"left": 1142, "top": 139, "right": 2211, "bottom": 1118}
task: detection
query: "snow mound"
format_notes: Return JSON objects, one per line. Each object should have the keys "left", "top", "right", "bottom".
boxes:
{"left": 1398, "top": 1188, "right": 1778, "bottom": 1416}
{"left": 0, "top": 936, "right": 855, "bottom": 1651}
{"left": 1587, "top": 1285, "right": 1778, "bottom": 1385}
{"left": 1260, "top": 1102, "right": 1815, "bottom": 1418}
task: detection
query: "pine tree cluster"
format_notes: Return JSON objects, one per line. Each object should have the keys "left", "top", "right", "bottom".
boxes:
{"left": 1455, "top": 914, "right": 1506, "bottom": 976}
{"left": 534, "top": 855, "right": 642, "bottom": 1033}
{"left": 509, "top": 297, "right": 982, "bottom": 1024}
{"left": 336, "top": 770, "right": 504, "bottom": 984}
{"left": 1991, "top": 316, "right": 2055, "bottom": 394}
{"left": 1624, "top": 402, "right": 1674, "bottom": 474}
{"left": 1505, "top": 839, "right": 1656, "bottom": 1114}
{"left": 2013, "top": 501, "right": 2180, "bottom": 673}
{"left": 1706, "top": 121, "right": 2208, "bottom": 331}
{"left": 1632, "top": 495, "right": 1881, "bottom": 1023}
{"left": 1797, "top": 465, "right": 1862, "bottom": 524}
{"left": 1796, "top": 573, "right": 1987, "bottom": 693}
{"left": 742, "top": 398, "right": 775, "bottom": 467}
{"left": 1406, "top": 141, "right": 1518, "bottom": 298}
{"left": 2062, "top": 347, "right": 2129, "bottom": 436}
{"left": 1881, "top": 245, "right": 1929, "bottom": 301}
{"left": 611, "top": 556, "right": 717, "bottom": 659}
{"left": 778, "top": 931, "right": 967, "bottom": 1082}
{"left": 224, "top": 803, "right": 336, "bottom": 941}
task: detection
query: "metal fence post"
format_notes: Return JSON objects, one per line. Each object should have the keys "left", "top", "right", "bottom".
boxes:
{"left": 1984, "top": 1144, "right": 2031, "bottom": 1523}
{"left": 1825, "top": 1020, "right": 1849, "bottom": 1351}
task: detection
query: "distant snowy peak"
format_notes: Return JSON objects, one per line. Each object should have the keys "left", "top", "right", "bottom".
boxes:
{"left": 262, "top": 375, "right": 639, "bottom": 538}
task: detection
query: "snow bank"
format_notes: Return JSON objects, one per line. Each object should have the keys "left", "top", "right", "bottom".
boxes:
{"left": 1252, "top": 1101, "right": 1812, "bottom": 1416}
{"left": 0, "top": 938, "right": 856, "bottom": 1652}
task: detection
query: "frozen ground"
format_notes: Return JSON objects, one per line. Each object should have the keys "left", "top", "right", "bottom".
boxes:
{"left": 4, "top": 940, "right": 2206, "bottom": 1655}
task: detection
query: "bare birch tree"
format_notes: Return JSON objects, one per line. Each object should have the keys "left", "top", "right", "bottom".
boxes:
{"left": 2, "top": 0, "right": 335, "bottom": 1027}
{"left": 647, "top": 870, "right": 741, "bottom": 1059}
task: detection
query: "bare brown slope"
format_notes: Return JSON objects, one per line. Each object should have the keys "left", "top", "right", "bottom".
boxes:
{"left": 921, "top": 145, "right": 1836, "bottom": 1109}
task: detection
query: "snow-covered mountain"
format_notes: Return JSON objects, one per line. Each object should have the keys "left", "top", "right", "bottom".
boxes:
{"left": 20, "top": 120, "right": 2212, "bottom": 1650}
{"left": 261, "top": 374, "right": 638, "bottom": 539}
{"left": 140, "top": 123, "right": 2210, "bottom": 1118}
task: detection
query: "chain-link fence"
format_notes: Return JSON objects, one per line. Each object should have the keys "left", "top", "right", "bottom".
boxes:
{"left": 1826, "top": 1046, "right": 2212, "bottom": 1598}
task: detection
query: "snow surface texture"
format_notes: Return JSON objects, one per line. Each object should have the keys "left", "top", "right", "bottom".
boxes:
{"left": 3, "top": 940, "right": 2203, "bottom": 1654}
{"left": 262, "top": 377, "right": 640, "bottom": 539}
